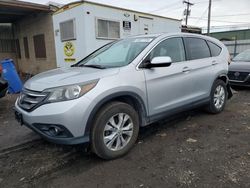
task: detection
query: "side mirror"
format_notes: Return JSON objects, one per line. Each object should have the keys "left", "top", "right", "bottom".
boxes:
{"left": 146, "top": 56, "right": 172, "bottom": 68}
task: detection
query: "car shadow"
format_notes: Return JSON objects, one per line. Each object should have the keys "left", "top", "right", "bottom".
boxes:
{"left": 36, "top": 108, "right": 204, "bottom": 181}
{"left": 231, "top": 85, "right": 250, "bottom": 91}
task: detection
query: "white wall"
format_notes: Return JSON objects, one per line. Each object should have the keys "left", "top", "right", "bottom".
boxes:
{"left": 53, "top": 4, "right": 86, "bottom": 68}
{"left": 53, "top": 3, "right": 181, "bottom": 68}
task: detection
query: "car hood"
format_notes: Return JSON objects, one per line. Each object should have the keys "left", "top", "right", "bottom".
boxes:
{"left": 229, "top": 61, "right": 250, "bottom": 72}
{"left": 24, "top": 67, "right": 120, "bottom": 91}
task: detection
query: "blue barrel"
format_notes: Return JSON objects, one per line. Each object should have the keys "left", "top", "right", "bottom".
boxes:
{"left": 1, "top": 59, "right": 23, "bottom": 93}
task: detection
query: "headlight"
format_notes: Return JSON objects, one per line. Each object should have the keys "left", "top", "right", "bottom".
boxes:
{"left": 44, "top": 80, "right": 98, "bottom": 103}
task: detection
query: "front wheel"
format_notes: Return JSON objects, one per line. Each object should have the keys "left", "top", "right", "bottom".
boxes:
{"left": 206, "top": 79, "right": 228, "bottom": 114}
{"left": 91, "top": 102, "right": 139, "bottom": 160}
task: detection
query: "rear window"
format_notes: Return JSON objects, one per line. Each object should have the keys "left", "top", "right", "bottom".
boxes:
{"left": 207, "top": 41, "right": 221, "bottom": 57}
{"left": 184, "top": 37, "right": 211, "bottom": 60}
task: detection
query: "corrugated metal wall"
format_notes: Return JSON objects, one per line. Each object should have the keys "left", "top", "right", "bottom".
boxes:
{"left": 223, "top": 39, "right": 250, "bottom": 57}
{"left": 210, "top": 29, "right": 250, "bottom": 41}
{"left": 0, "top": 24, "right": 16, "bottom": 53}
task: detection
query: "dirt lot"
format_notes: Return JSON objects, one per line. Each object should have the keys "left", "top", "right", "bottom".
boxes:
{"left": 0, "top": 89, "right": 250, "bottom": 188}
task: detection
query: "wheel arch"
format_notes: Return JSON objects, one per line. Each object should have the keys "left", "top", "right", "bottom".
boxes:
{"left": 215, "top": 73, "right": 233, "bottom": 99}
{"left": 216, "top": 73, "right": 229, "bottom": 84}
{"left": 84, "top": 92, "right": 148, "bottom": 137}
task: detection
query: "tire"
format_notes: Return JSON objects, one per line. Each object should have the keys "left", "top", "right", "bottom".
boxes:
{"left": 91, "top": 102, "right": 139, "bottom": 160}
{"left": 206, "top": 79, "right": 228, "bottom": 114}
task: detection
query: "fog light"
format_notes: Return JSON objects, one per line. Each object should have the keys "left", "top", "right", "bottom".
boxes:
{"left": 33, "top": 123, "right": 73, "bottom": 138}
{"left": 48, "top": 127, "right": 61, "bottom": 136}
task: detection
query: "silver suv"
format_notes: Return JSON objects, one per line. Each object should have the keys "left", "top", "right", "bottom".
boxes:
{"left": 14, "top": 33, "right": 232, "bottom": 159}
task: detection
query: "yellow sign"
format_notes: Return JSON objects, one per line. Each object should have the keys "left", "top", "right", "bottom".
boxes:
{"left": 64, "top": 58, "right": 76, "bottom": 62}
{"left": 64, "top": 41, "right": 75, "bottom": 57}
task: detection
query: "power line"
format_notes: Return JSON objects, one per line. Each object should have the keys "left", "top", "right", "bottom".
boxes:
{"left": 194, "top": 0, "right": 221, "bottom": 4}
{"left": 149, "top": 1, "right": 182, "bottom": 13}
{"left": 201, "top": 24, "right": 250, "bottom": 32}
{"left": 210, "top": 13, "right": 250, "bottom": 17}
{"left": 150, "top": 5, "right": 184, "bottom": 14}
{"left": 189, "top": 17, "right": 250, "bottom": 24}
{"left": 201, "top": 24, "right": 250, "bottom": 28}
{"left": 195, "top": 7, "right": 208, "bottom": 25}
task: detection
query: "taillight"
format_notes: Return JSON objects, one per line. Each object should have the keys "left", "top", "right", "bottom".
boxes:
{"left": 0, "top": 64, "right": 2, "bottom": 73}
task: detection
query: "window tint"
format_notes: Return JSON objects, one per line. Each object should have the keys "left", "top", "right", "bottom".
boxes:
{"left": 97, "top": 19, "right": 120, "bottom": 39}
{"left": 184, "top": 37, "right": 210, "bottom": 60}
{"left": 207, "top": 41, "right": 221, "bottom": 57}
{"left": 149, "top": 37, "right": 185, "bottom": 63}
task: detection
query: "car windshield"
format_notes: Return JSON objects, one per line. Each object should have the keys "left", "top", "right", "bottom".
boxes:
{"left": 233, "top": 49, "right": 250, "bottom": 62}
{"left": 76, "top": 37, "right": 155, "bottom": 68}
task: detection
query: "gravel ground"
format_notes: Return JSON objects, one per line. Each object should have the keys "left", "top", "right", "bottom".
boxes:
{"left": 0, "top": 89, "right": 250, "bottom": 188}
{"left": 0, "top": 94, "right": 39, "bottom": 151}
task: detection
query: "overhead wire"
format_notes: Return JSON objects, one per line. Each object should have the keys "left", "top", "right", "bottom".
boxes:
{"left": 189, "top": 17, "right": 250, "bottom": 24}
{"left": 194, "top": 7, "right": 209, "bottom": 25}
{"left": 149, "top": 0, "right": 183, "bottom": 13}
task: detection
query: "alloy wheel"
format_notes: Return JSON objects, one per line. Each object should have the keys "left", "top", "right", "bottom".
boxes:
{"left": 213, "top": 85, "right": 225, "bottom": 110}
{"left": 103, "top": 113, "right": 134, "bottom": 151}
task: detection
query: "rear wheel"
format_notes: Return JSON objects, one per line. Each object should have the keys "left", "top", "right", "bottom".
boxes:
{"left": 206, "top": 79, "right": 228, "bottom": 114}
{"left": 91, "top": 102, "right": 139, "bottom": 160}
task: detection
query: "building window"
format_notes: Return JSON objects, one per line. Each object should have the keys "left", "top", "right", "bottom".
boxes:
{"left": 0, "top": 39, "right": 16, "bottom": 53}
{"left": 23, "top": 37, "right": 29, "bottom": 58}
{"left": 33, "top": 34, "right": 46, "bottom": 58}
{"left": 15, "top": 39, "right": 21, "bottom": 58}
{"left": 59, "top": 19, "right": 76, "bottom": 41}
{"left": 96, "top": 19, "right": 120, "bottom": 39}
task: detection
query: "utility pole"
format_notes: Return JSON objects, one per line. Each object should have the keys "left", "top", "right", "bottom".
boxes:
{"left": 183, "top": 0, "right": 194, "bottom": 26}
{"left": 207, "top": 0, "right": 212, "bottom": 35}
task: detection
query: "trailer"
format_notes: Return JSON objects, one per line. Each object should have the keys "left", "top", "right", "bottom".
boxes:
{"left": 52, "top": 1, "right": 181, "bottom": 68}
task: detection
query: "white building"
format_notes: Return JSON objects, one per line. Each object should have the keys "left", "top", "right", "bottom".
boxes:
{"left": 52, "top": 1, "right": 181, "bottom": 68}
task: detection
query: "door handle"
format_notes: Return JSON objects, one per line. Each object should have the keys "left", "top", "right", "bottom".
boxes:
{"left": 212, "top": 60, "right": 218, "bottom": 65}
{"left": 182, "top": 67, "right": 191, "bottom": 73}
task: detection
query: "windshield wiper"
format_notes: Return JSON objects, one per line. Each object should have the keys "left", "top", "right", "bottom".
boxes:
{"left": 79, "top": 64, "right": 106, "bottom": 69}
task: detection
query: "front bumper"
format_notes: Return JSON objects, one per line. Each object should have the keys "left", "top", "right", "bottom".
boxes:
{"left": 229, "top": 80, "right": 250, "bottom": 87}
{"left": 14, "top": 95, "right": 94, "bottom": 145}
{"left": 228, "top": 72, "right": 250, "bottom": 87}
{"left": 19, "top": 118, "right": 89, "bottom": 145}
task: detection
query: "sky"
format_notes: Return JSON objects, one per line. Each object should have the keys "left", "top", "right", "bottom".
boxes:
{"left": 22, "top": 0, "right": 250, "bottom": 32}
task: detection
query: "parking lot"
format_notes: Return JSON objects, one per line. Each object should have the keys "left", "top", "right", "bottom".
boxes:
{"left": 0, "top": 88, "right": 250, "bottom": 188}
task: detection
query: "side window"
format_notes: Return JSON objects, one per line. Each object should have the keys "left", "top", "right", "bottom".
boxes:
{"left": 184, "top": 37, "right": 210, "bottom": 60}
{"left": 149, "top": 37, "right": 185, "bottom": 63}
{"left": 207, "top": 41, "right": 222, "bottom": 57}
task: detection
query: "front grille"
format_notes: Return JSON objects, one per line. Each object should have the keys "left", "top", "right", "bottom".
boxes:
{"left": 18, "top": 89, "right": 48, "bottom": 111}
{"left": 228, "top": 71, "right": 250, "bottom": 81}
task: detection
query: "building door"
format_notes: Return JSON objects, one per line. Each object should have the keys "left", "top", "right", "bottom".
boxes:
{"left": 139, "top": 17, "right": 153, "bottom": 35}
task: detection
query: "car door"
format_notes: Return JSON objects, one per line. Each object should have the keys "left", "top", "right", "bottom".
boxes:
{"left": 183, "top": 37, "right": 216, "bottom": 100}
{"left": 142, "top": 37, "right": 196, "bottom": 117}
